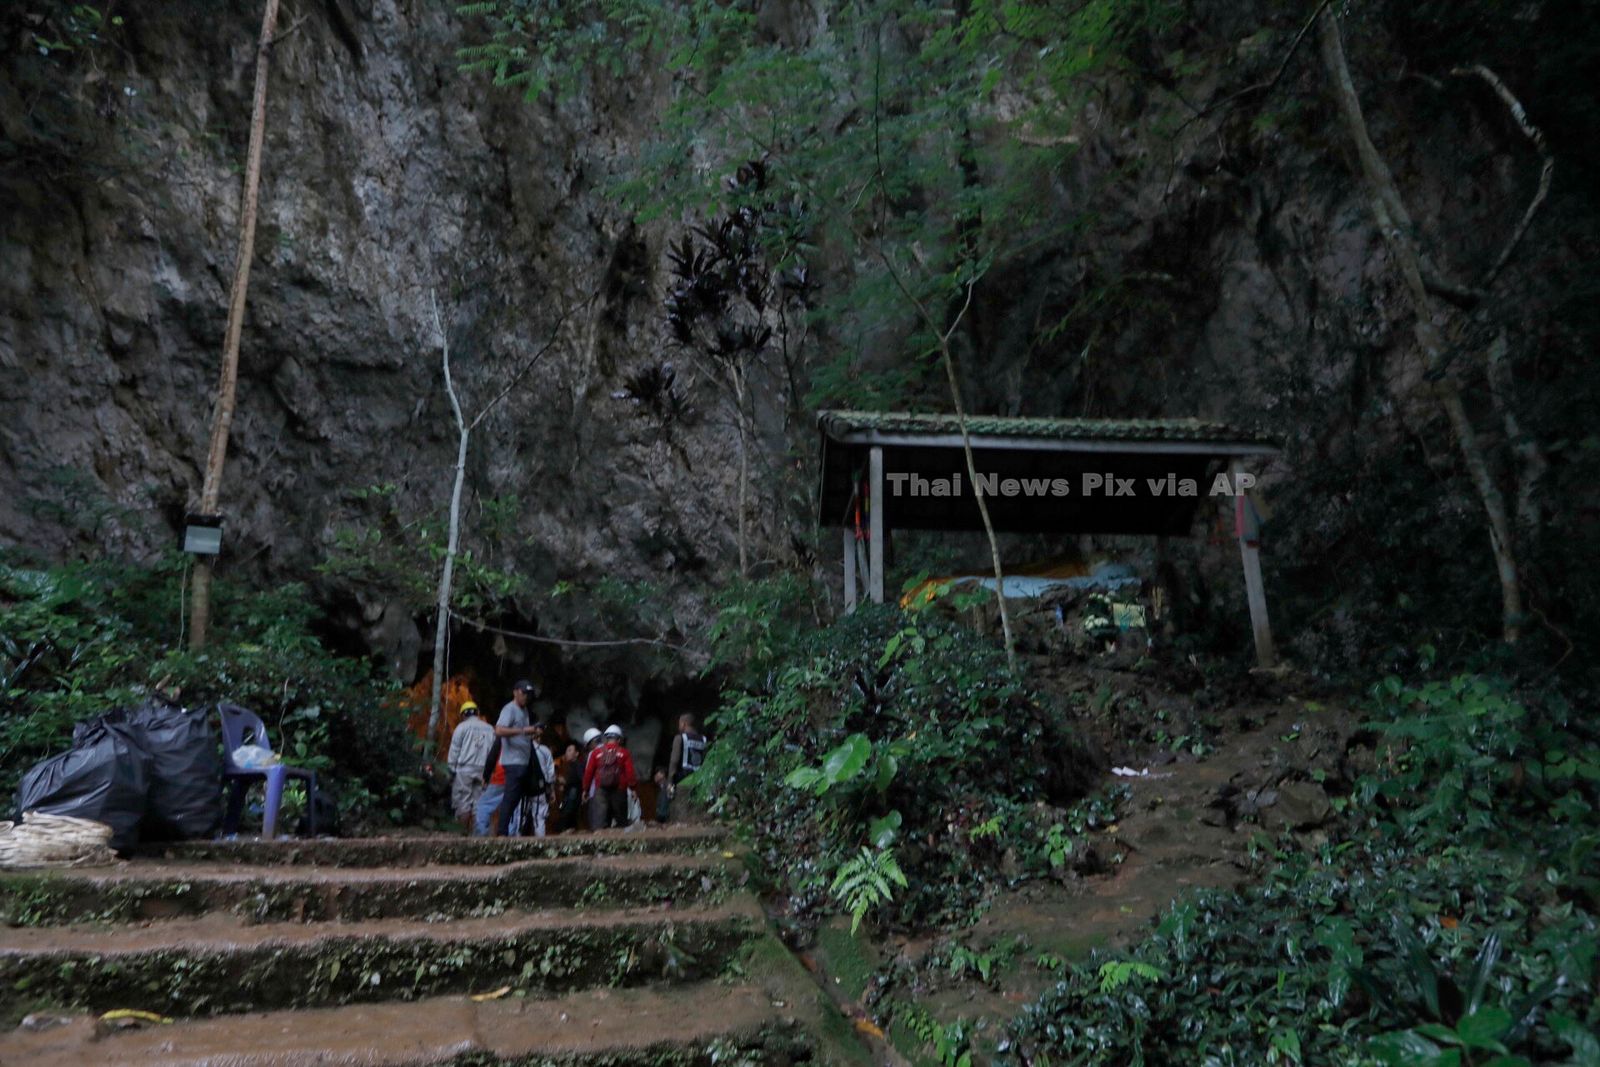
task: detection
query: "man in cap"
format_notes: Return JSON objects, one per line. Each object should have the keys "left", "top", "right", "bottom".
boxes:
{"left": 493, "top": 679, "right": 544, "bottom": 836}
{"left": 446, "top": 700, "right": 495, "bottom": 834}
{"left": 582, "top": 724, "right": 638, "bottom": 830}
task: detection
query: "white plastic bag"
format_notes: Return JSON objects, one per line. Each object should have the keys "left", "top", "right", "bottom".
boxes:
{"left": 231, "top": 744, "right": 280, "bottom": 770}
{"left": 626, "top": 788, "right": 641, "bottom": 825}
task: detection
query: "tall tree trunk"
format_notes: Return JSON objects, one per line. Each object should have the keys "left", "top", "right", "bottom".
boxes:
{"left": 189, "top": 0, "right": 282, "bottom": 650}
{"left": 1485, "top": 332, "right": 1546, "bottom": 547}
{"left": 427, "top": 293, "right": 468, "bottom": 754}
{"left": 734, "top": 370, "right": 750, "bottom": 577}
{"left": 937, "top": 327, "right": 1017, "bottom": 674}
{"left": 1318, "top": 10, "right": 1524, "bottom": 643}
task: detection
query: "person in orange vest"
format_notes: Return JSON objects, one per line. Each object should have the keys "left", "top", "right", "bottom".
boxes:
{"left": 582, "top": 724, "right": 637, "bottom": 830}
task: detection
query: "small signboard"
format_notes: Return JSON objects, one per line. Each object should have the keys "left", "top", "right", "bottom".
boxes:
{"left": 183, "top": 513, "right": 223, "bottom": 556}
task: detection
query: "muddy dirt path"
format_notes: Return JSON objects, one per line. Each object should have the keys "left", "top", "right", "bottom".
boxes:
{"left": 810, "top": 693, "right": 1360, "bottom": 1062}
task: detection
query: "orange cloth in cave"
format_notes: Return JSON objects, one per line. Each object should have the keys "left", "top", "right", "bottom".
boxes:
{"left": 404, "top": 671, "right": 479, "bottom": 764}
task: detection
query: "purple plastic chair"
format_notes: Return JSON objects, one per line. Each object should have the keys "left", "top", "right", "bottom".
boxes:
{"left": 218, "top": 703, "right": 317, "bottom": 839}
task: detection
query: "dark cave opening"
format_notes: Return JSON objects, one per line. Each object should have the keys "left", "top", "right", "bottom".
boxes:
{"left": 405, "top": 608, "right": 723, "bottom": 773}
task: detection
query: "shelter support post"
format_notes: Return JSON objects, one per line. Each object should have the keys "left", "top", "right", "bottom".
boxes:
{"left": 1231, "top": 460, "right": 1276, "bottom": 668}
{"left": 843, "top": 527, "right": 857, "bottom": 613}
{"left": 869, "top": 446, "right": 885, "bottom": 604}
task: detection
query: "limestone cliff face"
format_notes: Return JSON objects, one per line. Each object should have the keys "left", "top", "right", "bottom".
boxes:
{"left": 1, "top": 1, "right": 1592, "bottom": 689}
{"left": 0, "top": 1, "right": 761, "bottom": 689}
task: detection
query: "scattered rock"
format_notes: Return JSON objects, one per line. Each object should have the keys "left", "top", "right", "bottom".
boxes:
{"left": 1000, "top": 847, "right": 1022, "bottom": 880}
{"left": 1261, "top": 781, "right": 1332, "bottom": 831}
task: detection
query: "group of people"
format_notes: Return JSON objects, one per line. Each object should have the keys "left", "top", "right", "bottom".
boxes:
{"left": 444, "top": 678, "right": 706, "bottom": 837}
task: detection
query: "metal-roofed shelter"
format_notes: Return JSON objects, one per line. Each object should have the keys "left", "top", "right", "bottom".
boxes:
{"left": 817, "top": 410, "right": 1282, "bottom": 665}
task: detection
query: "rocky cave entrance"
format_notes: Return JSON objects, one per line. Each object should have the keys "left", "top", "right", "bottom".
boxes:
{"left": 390, "top": 611, "right": 720, "bottom": 776}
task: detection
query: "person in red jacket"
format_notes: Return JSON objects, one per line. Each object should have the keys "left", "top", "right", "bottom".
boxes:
{"left": 582, "top": 724, "right": 637, "bottom": 830}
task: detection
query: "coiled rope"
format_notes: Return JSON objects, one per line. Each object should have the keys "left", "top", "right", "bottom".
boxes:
{"left": 0, "top": 812, "right": 115, "bottom": 869}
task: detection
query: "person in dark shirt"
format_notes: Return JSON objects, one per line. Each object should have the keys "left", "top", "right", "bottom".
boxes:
{"left": 558, "top": 740, "right": 584, "bottom": 832}
{"left": 659, "top": 713, "right": 707, "bottom": 824}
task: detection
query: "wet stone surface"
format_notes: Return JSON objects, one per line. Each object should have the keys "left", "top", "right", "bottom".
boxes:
{"left": 0, "top": 823, "right": 854, "bottom": 1065}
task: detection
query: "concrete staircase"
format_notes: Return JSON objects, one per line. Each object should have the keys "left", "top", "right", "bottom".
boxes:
{"left": 0, "top": 825, "right": 860, "bottom": 1065}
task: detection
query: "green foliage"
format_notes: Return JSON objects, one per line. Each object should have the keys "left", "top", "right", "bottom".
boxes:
{"left": 1357, "top": 675, "right": 1600, "bottom": 885}
{"left": 1364, "top": 928, "right": 1567, "bottom": 1067}
{"left": 1096, "top": 959, "right": 1164, "bottom": 994}
{"left": 897, "top": 1001, "right": 976, "bottom": 1067}
{"left": 316, "top": 484, "right": 530, "bottom": 616}
{"left": 459, "top": 0, "right": 1176, "bottom": 413}
{"left": 588, "top": 575, "right": 675, "bottom": 640}
{"left": 783, "top": 733, "right": 875, "bottom": 796}
{"left": 1002, "top": 674, "right": 1600, "bottom": 1065}
{"left": 0, "top": 556, "right": 419, "bottom": 826}
{"left": 456, "top": 0, "right": 688, "bottom": 103}
{"left": 691, "top": 605, "right": 1098, "bottom": 929}
{"left": 9, "top": 3, "right": 124, "bottom": 59}
{"left": 830, "top": 846, "right": 909, "bottom": 935}
{"left": 702, "top": 572, "right": 816, "bottom": 688}
{"left": 942, "top": 936, "right": 1024, "bottom": 986}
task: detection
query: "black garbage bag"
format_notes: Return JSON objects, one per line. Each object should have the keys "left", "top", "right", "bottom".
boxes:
{"left": 82, "top": 702, "right": 222, "bottom": 841}
{"left": 17, "top": 719, "right": 150, "bottom": 853}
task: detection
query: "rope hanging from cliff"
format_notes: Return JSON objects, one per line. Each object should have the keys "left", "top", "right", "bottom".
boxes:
{"left": 447, "top": 610, "right": 693, "bottom": 654}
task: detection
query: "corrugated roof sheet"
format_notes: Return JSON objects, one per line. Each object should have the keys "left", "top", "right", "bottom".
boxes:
{"left": 818, "top": 409, "right": 1278, "bottom": 446}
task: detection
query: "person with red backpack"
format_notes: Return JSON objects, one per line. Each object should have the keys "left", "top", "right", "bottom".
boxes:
{"left": 582, "top": 724, "right": 637, "bottom": 830}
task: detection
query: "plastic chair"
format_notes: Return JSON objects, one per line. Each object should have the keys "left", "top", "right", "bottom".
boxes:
{"left": 217, "top": 703, "right": 317, "bottom": 839}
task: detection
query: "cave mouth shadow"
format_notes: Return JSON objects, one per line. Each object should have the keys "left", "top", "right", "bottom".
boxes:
{"left": 391, "top": 610, "right": 723, "bottom": 776}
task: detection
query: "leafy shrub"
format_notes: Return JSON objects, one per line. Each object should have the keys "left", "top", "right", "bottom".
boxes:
{"left": 1002, "top": 675, "right": 1600, "bottom": 1065}
{"left": 0, "top": 556, "right": 419, "bottom": 827}
{"left": 692, "top": 604, "right": 1101, "bottom": 930}
{"left": 1358, "top": 675, "right": 1600, "bottom": 861}
{"left": 703, "top": 572, "right": 818, "bottom": 689}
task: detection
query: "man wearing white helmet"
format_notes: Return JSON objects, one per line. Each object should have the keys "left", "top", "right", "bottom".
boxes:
{"left": 576, "top": 726, "right": 603, "bottom": 831}
{"left": 582, "top": 724, "right": 637, "bottom": 830}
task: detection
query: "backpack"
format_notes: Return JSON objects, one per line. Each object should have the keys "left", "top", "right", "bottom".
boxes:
{"left": 681, "top": 732, "right": 707, "bottom": 774}
{"left": 596, "top": 745, "right": 622, "bottom": 789}
{"left": 520, "top": 757, "right": 546, "bottom": 793}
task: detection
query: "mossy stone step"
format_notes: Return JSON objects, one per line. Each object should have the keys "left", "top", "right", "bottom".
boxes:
{"left": 137, "top": 825, "right": 728, "bottom": 868}
{"left": 0, "top": 982, "right": 813, "bottom": 1066}
{"left": 0, "top": 852, "right": 743, "bottom": 926}
{"left": 0, "top": 901, "right": 761, "bottom": 1025}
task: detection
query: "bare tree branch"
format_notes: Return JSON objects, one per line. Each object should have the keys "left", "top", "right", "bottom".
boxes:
{"left": 1175, "top": 0, "right": 1333, "bottom": 136}
{"left": 426, "top": 288, "right": 469, "bottom": 754}
{"left": 856, "top": 18, "right": 1018, "bottom": 673}
{"left": 469, "top": 292, "right": 596, "bottom": 431}
{"left": 1485, "top": 331, "right": 1547, "bottom": 541}
{"left": 1451, "top": 64, "right": 1554, "bottom": 290}
{"left": 1319, "top": 9, "right": 1525, "bottom": 643}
